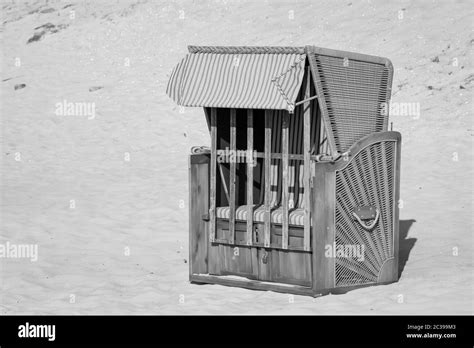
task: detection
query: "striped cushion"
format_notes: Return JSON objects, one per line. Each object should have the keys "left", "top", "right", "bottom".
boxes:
{"left": 296, "top": 163, "right": 306, "bottom": 210}
{"left": 269, "top": 207, "right": 305, "bottom": 226}
{"left": 216, "top": 205, "right": 255, "bottom": 220}
{"left": 216, "top": 206, "right": 306, "bottom": 226}
{"left": 215, "top": 205, "right": 273, "bottom": 222}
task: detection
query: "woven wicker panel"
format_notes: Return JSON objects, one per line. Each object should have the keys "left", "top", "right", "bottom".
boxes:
{"left": 308, "top": 49, "right": 392, "bottom": 154}
{"left": 334, "top": 141, "right": 396, "bottom": 287}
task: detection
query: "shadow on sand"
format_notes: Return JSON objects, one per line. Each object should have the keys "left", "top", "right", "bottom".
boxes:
{"left": 398, "top": 219, "right": 417, "bottom": 278}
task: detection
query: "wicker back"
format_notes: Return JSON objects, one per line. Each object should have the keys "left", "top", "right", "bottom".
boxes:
{"left": 307, "top": 46, "right": 393, "bottom": 154}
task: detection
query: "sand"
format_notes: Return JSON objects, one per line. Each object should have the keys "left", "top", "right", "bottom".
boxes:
{"left": 0, "top": 0, "right": 472, "bottom": 314}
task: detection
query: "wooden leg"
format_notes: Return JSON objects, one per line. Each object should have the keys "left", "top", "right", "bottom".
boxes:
{"left": 312, "top": 164, "right": 335, "bottom": 293}
{"left": 189, "top": 154, "right": 209, "bottom": 276}
{"left": 281, "top": 112, "right": 289, "bottom": 249}
{"left": 209, "top": 108, "right": 217, "bottom": 242}
{"left": 303, "top": 67, "right": 311, "bottom": 251}
{"left": 229, "top": 109, "right": 236, "bottom": 244}
{"left": 246, "top": 110, "right": 254, "bottom": 246}
{"left": 264, "top": 110, "right": 272, "bottom": 248}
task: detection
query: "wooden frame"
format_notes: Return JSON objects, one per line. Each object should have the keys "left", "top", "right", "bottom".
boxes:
{"left": 209, "top": 109, "right": 217, "bottom": 243}
{"left": 189, "top": 131, "right": 401, "bottom": 297}
{"left": 263, "top": 110, "right": 272, "bottom": 248}
{"left": 281, "top": 112, "right": 289, "bottom": 249}
{"left": 303, "top": 66, "right": 311, "bottom": 251}
{"left": 229, "top": 109, "right": 237, "bottom": 244}
{"left": 246, "top": 110, "right": 254, "bottom": 246}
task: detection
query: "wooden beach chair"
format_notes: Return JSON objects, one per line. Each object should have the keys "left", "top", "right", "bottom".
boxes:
{"left": 167, "top": 45, "right": 401, "bottom": 296}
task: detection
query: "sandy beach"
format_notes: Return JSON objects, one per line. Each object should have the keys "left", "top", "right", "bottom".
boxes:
{"left": 0, "top": 0, "right": 472, "bottom": 314}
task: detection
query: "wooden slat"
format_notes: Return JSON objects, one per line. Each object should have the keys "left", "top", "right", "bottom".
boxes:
{"left": 392, "top": 135, "right": 402, "bottom": 282}
{"left": 303, "top": 68, "right": 311, "bottom": 251}
{"left": 208, "top": 240, "right": 221, "bottom": 275}
{"left": 264, "top": 110, "right": 272, "bottom": 247}
{"left": 246, "top": 110, "right": 254, "bottom": 246}
{"left": 254, "top": 152, "right": 317, "bottom": 160}
{"left": 229, "top": 109, "right": 236, "bottom": 244}
{"left": 211, "top": 240, "right": 311, "bottom": 253}
{"left": 312, "top": 164, "right": 336, "bottom": 292}
{"left": 189, "top": 154, "right": 209, "bottom": 276}
{"left": 281, "top": 112, "right": 289, "bottom": 249}
{"left": 190, "top": 274, "right": 316, "bottom": 297}
{"left": 209, "top": 108, "right": 217, "bottom": 242}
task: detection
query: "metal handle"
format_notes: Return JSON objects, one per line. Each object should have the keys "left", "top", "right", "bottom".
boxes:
{"left": 352, "top": 208, "right": 380, "bottom": 231}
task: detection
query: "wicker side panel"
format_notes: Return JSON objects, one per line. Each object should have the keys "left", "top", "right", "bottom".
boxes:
{"left": 334, "top": 141, "right": 396, "bottom": 287}
{"left": 308, "top": 49, "right": 392, "bottom": 154}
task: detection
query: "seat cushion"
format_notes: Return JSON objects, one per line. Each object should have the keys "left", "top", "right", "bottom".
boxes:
{"left": 216, "top": 205, "right": 255, "bottom": 221}
{"left": 270, "top": 207, "right": 305, "bottom": 226}
{"left": 216, "top": 205, "right": 306, "bottom": 226}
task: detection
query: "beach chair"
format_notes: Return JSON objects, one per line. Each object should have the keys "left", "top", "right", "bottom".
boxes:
{"left": 167, "top": 45, "right": 401, "bottom": 296}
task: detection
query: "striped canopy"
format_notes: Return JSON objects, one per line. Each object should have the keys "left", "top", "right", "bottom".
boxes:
{"left": 166, "top": 46, "right": 306, "bottom": 110}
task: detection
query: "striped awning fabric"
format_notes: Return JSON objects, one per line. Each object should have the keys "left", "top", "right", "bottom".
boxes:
{"left": 166, "top": 46, "right": 306, "bottom": 110}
